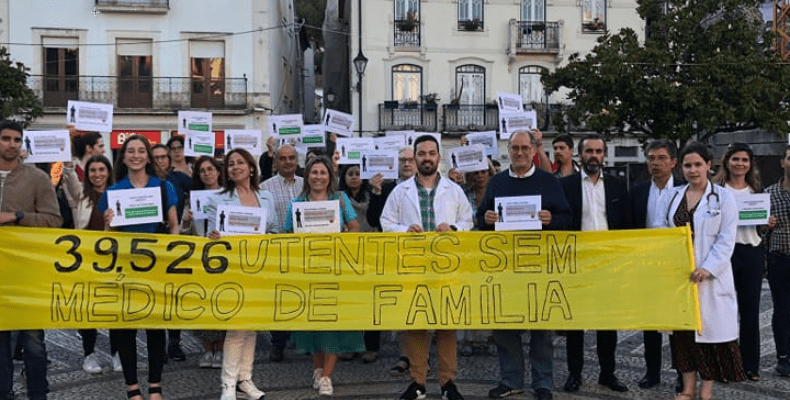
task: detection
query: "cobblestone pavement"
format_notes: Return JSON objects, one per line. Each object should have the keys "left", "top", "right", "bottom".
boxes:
{"left": 8, "top": 282, "right": 790, "bottom": 399}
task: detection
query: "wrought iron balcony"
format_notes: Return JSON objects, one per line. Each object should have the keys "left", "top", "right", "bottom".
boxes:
{"left": 28, "top": 75, "right": 248, "bottom": 111}
{"left": 379, "top": 102, "right": 437, "bottom": 132}
{"left": 95, "top": 0, "right": 169, "bottom": 14}
{"left": 394, "top": 19, "right": 421, "bottom": 47}
{"left": 442, "top": 104, "right": 499, "bottom": 133}
{"left": 516, "top": 21, "right": 560, "bottom": 53}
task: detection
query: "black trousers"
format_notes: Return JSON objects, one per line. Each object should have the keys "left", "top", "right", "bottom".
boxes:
{"left": 566, "top": 330, "right": 617, "bottom": 378}
{"left": 111, "top": 329, "right": 166, "bottom": 386}
{"left": 643, "top": 330, "right": 663, "bottom": 377}
{"left": 731, "top": 243, "right": 764, "bottom": 374}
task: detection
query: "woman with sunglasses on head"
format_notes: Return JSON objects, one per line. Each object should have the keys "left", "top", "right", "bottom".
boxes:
{"left": 712, "top": 143, "right": 776, "bottom": 381}
{"left": 653, "top": 142, "right": 745, "bottom": 400}
{"left": 206, "top": 148, "right": 277, "bottom": 400}
{"left": 98, "top": 135, "right": 180, "bottom": 400}
{"left": 179, "top": 156, "right": 226, "bottom": 370}
{"left": 284, "top": 156, "right": 364, "bottom": 396}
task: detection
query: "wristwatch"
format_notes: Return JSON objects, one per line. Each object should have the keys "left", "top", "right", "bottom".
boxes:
{"left": 14, "top": 211, "right": 24, "bottom": 223}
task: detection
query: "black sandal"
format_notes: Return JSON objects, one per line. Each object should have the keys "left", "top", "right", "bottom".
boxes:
{"left": 127, "top": 388, "right": 142, "bottom": 399}
{"left": 389, "top": 356, "right": 409, "bottom": 376}
{"left": 149, "top": 387, "right": 162, "bottom": 395}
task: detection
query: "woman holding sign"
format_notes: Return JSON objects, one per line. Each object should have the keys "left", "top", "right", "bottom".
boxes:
{"left": 98, "top": 135, "right": 179, "bottom": 400}
{"left": 653, "top": 143, "right": 745, "bottom": 400}
{"left": 712, "top": 143, "right": 776, "bottom": 381}
{"left": 284, "top": 156, "right": 363, "bottom": 396}
{"left": 206, "top": 148, "right": 277, "bottom": 400}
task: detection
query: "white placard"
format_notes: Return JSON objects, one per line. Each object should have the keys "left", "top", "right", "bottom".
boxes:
{"left": 22, "top": 130, "right": 72, "bottom": 163}
{"left": 499, "top": 111, "right": 537, "bottom": 140}
{"left": 190, "top": 189, "right": 221, "bottom": 220}
{"left": 336, "top": 137, "right": 375, "bottom": 164}
{"left": 106, "top": 187, "right": 162, "bottom": 227}
{"left": 448, "top": 144, "right": 488, "bottom": 173}
{"left": 374, "top": 135, "right": 405, "bottom": 152}
{"left": 494, "top": 195, "right": 542, "bottom": 231}
{"left": 323, "top": 109, "right": 355, "bottom": 137}
{"left": 67, "top": 101, "right": 113, "bottom": 132}
{"left": 496, "top": 92, "right": 524, "bottom": 113}
{"left": 216, "top": 204, "right": 268, "bottom": 236}
{"left": 269, "top": 114, "right": 304, "bottom": 138}
{"left": 178, "top": 111, "right": 212, "bottom": 135}
{"left": 292, "top": 200, "right": 341, "bottom": 233}
{"left": 465, "top": 131, "right": 498, "bottom": 156}
{"left": 226, "top": 130, "right": 262, "bottom": 157}
{"left": 299, "top": 124, "right": 326, "bottom": 148}
{"left": 359, "top": 150, "right": 399, "bottom": 180}
{"left": 184, "top": 131, "right": 215, "bottom": 157}
{"left": 735, "top": 193, "right": 770, "bottom": 226}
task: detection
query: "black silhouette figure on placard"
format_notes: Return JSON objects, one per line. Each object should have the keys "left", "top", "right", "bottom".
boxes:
{"left": 183, "top": 118, "right": 186, "bottom": 128}
{"left": 408, "top": 136, "right": 413, "bottom": 145}
{"left": 116, "top": 200, "right": 123, "bottom": 218}
{"left": 451, "top": 153, "right": 457, "bottom": 168}
{"left": 375, "top": 145, "right": 379, "bottom": 150}
{"left": 341, "top": 146, "right": 346, "bottom": 157}
{"left": 295, "top": 208, "right": 302, "bottom": 228}
{"left": 24, "top": 137, "right": 32, "bottom": 155}
{"left": 498, "top": 97, "right": 503, "bottom": 109}
{"left": 497, "top": 202, "right": 504, "bottom": 222}
{"left": 362, "top": 155, "right": 367, "bottom": 172}
{"left": 196, "top": 199, "right": 201, "bottom": 213}
{"left": 272, "top": 123, "right": 277, "bottom": 134}
{"left": 501, "top": 118, "right": 507, "bottom": 133}
{"left": 325, "top": 114, "right": 330, "bottom": 125}
{"left": 219, "top": 210, "right": 226, "bottom": 231}
{"left": 227, "top": 135, "right": 231, "bottom": 148}
{"left": 188, "top": 137, "right": 192, "bottom": 149}
{"left": 70, "top": 105, "right": 76, "bottom": 123}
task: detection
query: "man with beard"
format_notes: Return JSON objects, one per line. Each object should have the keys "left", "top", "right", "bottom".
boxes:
{"left": 551, "top": 134, "right": 578, "bottom": 177}
{"left": 560, "top": 134, "right": 632, "bottom": 393}
{"left": 380, "top": 135, "right": 472, "bottom": 400}
{"left": 0, "top": 120, "right": 62, "bottom": 400}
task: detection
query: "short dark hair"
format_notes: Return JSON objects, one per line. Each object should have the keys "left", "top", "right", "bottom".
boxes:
{"left": 577, "top": 134, "right": 607, "bottom": 154}
{"left": 552, "top": 134, "right": 573, "bottom": 149}
{"left": 167, "top": 136, "right": 184, "bottom": 148}
{"left": 413, "top": 134, "right": 439, "bottom": 153}
{"left": 74, "top": 132, "right": 102, "bottom": 159}
{"left": 679, "top": 142, "right": 712, "bottom": 164}
{"left": 0, "top": 120, "right": 23, "bottom": 137}
{"left": 645, "top": 140, "right": 678, "bottom": 159}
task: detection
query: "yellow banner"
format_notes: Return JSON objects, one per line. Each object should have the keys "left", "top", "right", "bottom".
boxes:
{"left": 0, "top": 226, "right": 699, "bottom": 331}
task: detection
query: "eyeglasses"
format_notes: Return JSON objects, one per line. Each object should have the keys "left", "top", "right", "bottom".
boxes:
{"left": 199, "top": 167, "right": 216, "bottom": 174}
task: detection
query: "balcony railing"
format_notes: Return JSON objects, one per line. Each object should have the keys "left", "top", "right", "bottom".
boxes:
{"left": 394, "top": 19, "right": 421, "bottom": 47}
{"left": 95, "top": 0, "right": 169, "bottom": 14}
{"left": 442, "top": 104, "right": 499, "bottom": 132}
{"left": 582, "top": 20, "right": 606, "bottom": 33}
{"left": 516, "top": 21, "right": 560, "bottom": 53}
{"left": 28, "top": 75, "right": 248, "bottom": 111}
{"left": 379, "top": 102, "right": 438, "bottom": 132}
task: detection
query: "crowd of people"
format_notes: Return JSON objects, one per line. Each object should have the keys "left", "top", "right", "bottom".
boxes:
{"left": 0, "top": 118, "right": 789, "bottom": 400}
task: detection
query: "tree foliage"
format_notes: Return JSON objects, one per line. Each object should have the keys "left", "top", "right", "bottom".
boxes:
{"left": 295, "top": 0, "right": 327, "bottom": 45}
{"left": 0, "top": 47, "right": 42, "bottom": 127}
{"left": 543, "top": 0, "right": 790, "bottom": 146}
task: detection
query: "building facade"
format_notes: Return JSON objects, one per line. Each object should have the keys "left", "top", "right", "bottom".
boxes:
{"left": 351, "top": 0, "right": 646, "bottom": 168}
{"left": 3, "top": 0, "right": 301, "bottom": 158}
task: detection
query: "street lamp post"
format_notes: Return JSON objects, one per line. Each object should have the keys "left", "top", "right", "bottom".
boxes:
{"left": 353, "top": 51, "right": 368, "bottom": 138}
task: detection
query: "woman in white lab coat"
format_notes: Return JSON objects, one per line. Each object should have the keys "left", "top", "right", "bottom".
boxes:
{"left": 653, "top": 142, "right": 745, "bottom": 400}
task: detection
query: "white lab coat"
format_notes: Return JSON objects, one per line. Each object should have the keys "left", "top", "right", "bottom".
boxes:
{"left": 653, "top": 181, "right": 739, "bottom": 343}
{"left": 380, "top": 176, "right": 473, "bottom": 232}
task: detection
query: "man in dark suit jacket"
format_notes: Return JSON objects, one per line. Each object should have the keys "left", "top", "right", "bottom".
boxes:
{"left": 560, "top": 134, "right": 632, "bottom": 393}
{"left": 629, "top": 140, "right": 683, "bottom": 390}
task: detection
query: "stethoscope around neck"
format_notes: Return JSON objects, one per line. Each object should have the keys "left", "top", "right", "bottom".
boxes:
{"left": 665, "top": 181, "right": 721, "bottom": 221}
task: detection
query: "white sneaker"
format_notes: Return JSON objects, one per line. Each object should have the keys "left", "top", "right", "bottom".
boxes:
{"left": 112, "top": 353, "right": 123, "bottom": 372}
{"left": 82, "top": 353, "right": 102, "bottom": 374}
{"left": 199, "top": 351, "right": 214, "bottom": 368}
{"left": 312, "top": 368, "right": 323, "bottom": 389}
{"left": 220, "top": 382, "right": 237, "bottom": 400}
{"left": 318, "top": 376, "right": 333, "bottom": 396}
{"left": 212, "top": 350, "right": 223, "bottom": 369}
{"left": 236, "top": 380, "right": 265, "bottom": 400}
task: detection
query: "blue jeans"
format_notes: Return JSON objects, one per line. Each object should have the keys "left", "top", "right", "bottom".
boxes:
{"left": 0, "top": 330, "right": 48, "bottom": 400}
{"left": 494, "top": 330, "right": 553, "bottom": 391}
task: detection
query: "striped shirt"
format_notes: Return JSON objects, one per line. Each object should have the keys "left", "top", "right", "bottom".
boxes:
{"left": 766, "top": 180, "right": 790, "bottom": 254}
{"left": 261, "top": 174, "right": 303, "bottom": 233}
